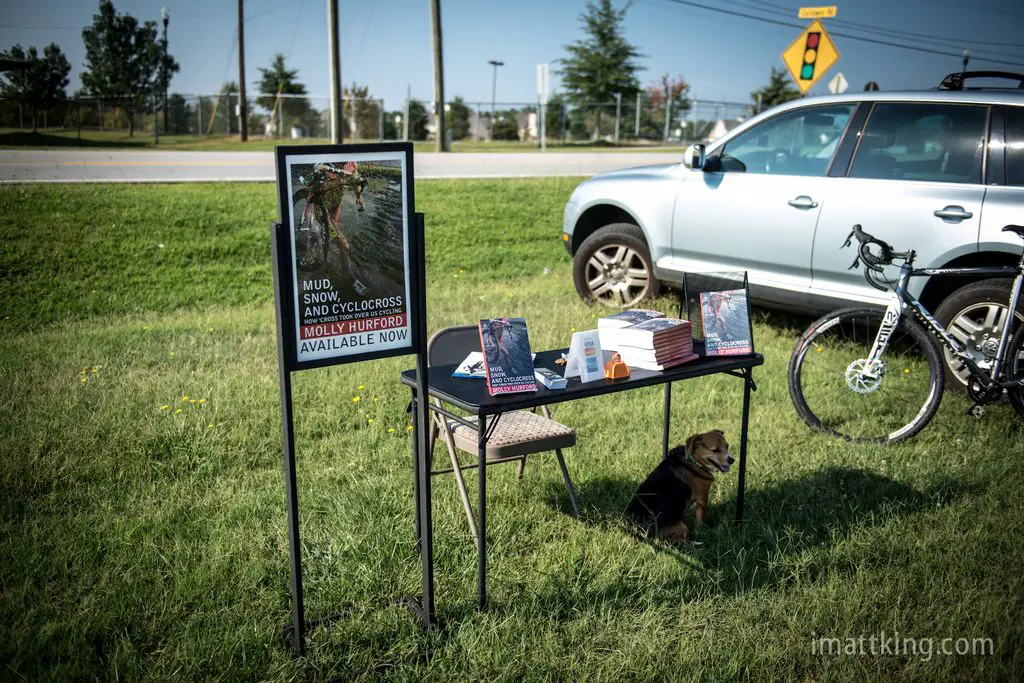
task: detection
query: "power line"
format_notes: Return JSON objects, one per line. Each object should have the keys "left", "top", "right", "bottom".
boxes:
{"left": 733, "top": 0, "right": 1024, "bottom": 53}
{"left": 658, "top": 0, "right": 1024, "bottom": 68}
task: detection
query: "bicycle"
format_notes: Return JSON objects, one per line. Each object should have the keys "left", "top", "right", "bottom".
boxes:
{"left": 788, "top": 223, "right": 1024, "bottom": 444}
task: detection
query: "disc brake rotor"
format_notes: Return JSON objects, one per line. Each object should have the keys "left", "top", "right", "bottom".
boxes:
{"left": 845, "top": 358, "right": 885, "bottom": 394}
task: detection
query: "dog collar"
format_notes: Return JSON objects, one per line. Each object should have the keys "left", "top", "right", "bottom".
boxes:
{"left": 681, "top": 448, "right": 716, "bottom": 480}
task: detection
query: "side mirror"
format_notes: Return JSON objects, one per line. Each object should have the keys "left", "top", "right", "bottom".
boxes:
{"left": 683, "top": 143, "right": 707, "bottom": 170}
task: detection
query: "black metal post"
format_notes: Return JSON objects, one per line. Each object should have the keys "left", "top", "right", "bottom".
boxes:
{"left": 270, "top": 222, "right": 305, "bottom": 653}
{"left": 411, "top": 211, "right": 436, "bottom": 626}
{"left": 477, "top": 413, "right": 487, "bottom": 610}
{"left": 411, "top": 390, "right": 423, "bottom": 552}
{"left": 736, "top": 369, "right": 752, "bottom": 522}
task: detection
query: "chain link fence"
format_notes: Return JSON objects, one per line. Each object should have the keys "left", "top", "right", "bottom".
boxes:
{"left": 1, "top": 92, "right": 753, "bottom": 146}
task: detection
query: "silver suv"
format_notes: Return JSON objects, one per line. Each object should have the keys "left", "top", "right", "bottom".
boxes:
{"left": 562, "top": 74, "right": 1024, "bottom": 387}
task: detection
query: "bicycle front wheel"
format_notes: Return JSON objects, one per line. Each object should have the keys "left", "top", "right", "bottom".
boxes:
{"left": 789, "top": 308, "right": 944, "bottom": 444}
{"left": 1008, "top": 322, "right": 1024, "bottom": 416}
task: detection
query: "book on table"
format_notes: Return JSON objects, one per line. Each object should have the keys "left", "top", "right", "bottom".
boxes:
{"left": 615, "top": 317, "right": 692, "bottom": 350}
{"left": 700, "top": 289, "right": 753, "bottom": 356}
{"left": 478, "top": 317, "right": 537, "bottom": 395}
{"left": 534, "top": 367, "right": 568, "bottom": 389}
{"left": 452, "top": 350, "right": 536, "bottom": 379}
{"left": 597, "top": 309, "right": 664, "bottom": 349}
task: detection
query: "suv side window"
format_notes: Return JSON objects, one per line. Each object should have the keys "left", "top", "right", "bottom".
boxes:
{"left": 849, "top": 103, "right": 987, "bottom": 184}
{"left": 1005, "top": 106, "right": 1024, "bottom": 187}
{"left": 717, "top": 104, "right": 854, "bottom": 177}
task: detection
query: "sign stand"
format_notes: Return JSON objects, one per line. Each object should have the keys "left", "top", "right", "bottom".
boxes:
{"left": 270, "top": 143, "right": 429, "bottom": 653}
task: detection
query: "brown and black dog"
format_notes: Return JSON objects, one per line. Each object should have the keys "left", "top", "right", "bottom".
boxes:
{"left": 626, "top": 430, "right": 734, "bottom": 543}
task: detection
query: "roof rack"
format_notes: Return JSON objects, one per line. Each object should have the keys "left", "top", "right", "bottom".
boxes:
{"left": 938, "top": 71, "right": 1024, "bottom": 91}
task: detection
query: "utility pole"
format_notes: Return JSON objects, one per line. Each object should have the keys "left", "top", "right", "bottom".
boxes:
{"left": 161, "top": 7, "right": 169, "bottom": 133}
{"left": 614, "top": 92, "right": 622, "bottom": 146}
{"left": 962, "top": 48, "right": 970, "bottom": 72}
{"left": 429, "top": 0, "right": 448, "bottom": 152}
{"left": 327, "top": 0, "right": 342, "bottom": 143}
{"left": 488, "top": 59, "right": 503, "bottom": 142}
{"left": 237, "top": 0, "right": 248, "bottom": 142}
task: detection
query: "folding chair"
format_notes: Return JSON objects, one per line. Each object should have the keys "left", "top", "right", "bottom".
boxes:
{"left": 427, "top": 325, "right": 581, "bottom": 544}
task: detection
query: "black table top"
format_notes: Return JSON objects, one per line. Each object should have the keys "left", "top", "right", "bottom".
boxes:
{"left": 401, "top": 344, "right": 764, "bottom": 416}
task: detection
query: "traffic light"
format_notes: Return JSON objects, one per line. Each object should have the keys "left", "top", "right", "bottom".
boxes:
{"left": 801, "top": 32, "right": 820, "bottom": 81}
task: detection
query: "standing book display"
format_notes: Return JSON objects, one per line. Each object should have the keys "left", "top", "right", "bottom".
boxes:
{"left": 682, "top": 271, "right": 755, "bottom": 356}
{"left": 563, "top": 330, "right": 604, "bottom": 383}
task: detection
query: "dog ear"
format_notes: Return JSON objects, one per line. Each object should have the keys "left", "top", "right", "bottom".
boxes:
{"left": 685, "top": 433, "right": 702, "bottom": 455}
{"left": 711, "top": 429, "right": 724, "bottom": 437}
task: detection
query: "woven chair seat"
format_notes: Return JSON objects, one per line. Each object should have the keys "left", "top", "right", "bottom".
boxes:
{"left": 450, "top": 410, "right": 576, "bottom": 460}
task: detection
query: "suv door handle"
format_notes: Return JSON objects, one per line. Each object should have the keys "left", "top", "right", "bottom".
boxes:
{"left": 934, "top": 205, "right": 973, "bottom": 221}
{"left": 788, "top": 196, "right": 819, "bottom": 209}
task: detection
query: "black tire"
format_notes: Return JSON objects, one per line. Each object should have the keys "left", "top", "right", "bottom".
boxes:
{"left": 788, "top": 307, "right": 944, "bottom": 444}
{"left": 934, "top": 279, "right": 1024, "bottom": 392}
{"left": 572, "top": 223, "right": 660, "bottom": 308}
{"left": 1008, "top": 323, "right": 1024, "bottom": 416}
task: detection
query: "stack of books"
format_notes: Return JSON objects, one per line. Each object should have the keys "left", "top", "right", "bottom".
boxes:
{"left": 597, "top": 309, "right": 665, "bottom": 350}
{"left": 615, "top": 317, "right": 698, "bottom": 371}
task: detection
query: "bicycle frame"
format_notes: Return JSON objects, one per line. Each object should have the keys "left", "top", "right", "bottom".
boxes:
{"left": 864, "top": 258, "right": 1024, "bottom": 392}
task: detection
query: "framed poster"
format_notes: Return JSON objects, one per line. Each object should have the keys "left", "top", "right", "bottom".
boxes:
{"left": 274, "top": 142, "right": 418, "bottom": 370}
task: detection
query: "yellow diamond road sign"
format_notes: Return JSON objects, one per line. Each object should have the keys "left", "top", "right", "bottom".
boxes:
{"left": 782, "top": 19, "right": 840, "bottom": 94}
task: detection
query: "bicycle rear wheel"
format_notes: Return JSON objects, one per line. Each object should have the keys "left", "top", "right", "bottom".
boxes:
{"left": 789, "top": 307, "right": 944, "bottom": 443}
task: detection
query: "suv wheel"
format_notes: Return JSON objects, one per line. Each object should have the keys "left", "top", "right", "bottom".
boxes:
{"left": 572, "top": 223, "right": 660, "bottom": 307}
{"left": 934, "top": 279, "right": 1024, "bottom": 391}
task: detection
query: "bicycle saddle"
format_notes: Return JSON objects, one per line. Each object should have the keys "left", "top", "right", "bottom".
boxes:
{"left": 1001, "top": 224, "right": 1024, "bottom": 240}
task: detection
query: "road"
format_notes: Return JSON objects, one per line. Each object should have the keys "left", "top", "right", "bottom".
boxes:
{"left": 0, "top": 149, "right": 683, "bottom": 183}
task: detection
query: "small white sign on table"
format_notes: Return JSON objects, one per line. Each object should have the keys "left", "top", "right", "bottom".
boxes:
{"left": 563, "top": 330, "right": 604, "bottom": 383}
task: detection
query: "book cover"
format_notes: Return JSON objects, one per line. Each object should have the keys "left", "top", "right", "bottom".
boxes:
{"left": 478, "top": 318, "right": 537, "bottom": 395}
{"left": 452, "top": 351, "right": 537, "bottom": 379}
{"left": 451, "top": 351, "right": 487, "bottom": 378}
{"left": 700, "top": 289, "right": 753, "bottom": 356}
{"left": 597, "top": 309, "right": 664, "bottom": 329}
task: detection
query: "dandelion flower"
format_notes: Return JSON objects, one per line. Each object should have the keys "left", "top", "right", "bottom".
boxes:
{"left": 169, "top": 352, "right": 175, "bottom": 357}
{"left": 181, "top": 395, "right": 189, "bottom": 402}
{"left": 175, "top": 408, "right": 183, "bottom": 414}
{"left": 367, "top": 418, "right": 375, "bottom": 424}
{"left": 207, "top": 423, "right": 214, "bottom": 429}
{"left": 352, "top": 396, "right": 360, "bottom": 403}
{"left": 407, "top": 425, "right": 413, "bottom": 431}
{"left": 388, "top": 428, "right": 395, "bottom": 433}
{"left": 358, "top": 385, "right": 365, "bottom": 390}
{"left": 143, "top": 325, "right": 149, "bottom": 332}
{"left": 372, "top": 397, "right": 379, "bottom": 402}
{"left": 571, "top": 327, "right": 576, "bottom": 333}
{"left": 160, "top": 405, "right": 170, "bottom": 410}
{"left": 198, "top": 398, "right": 207, "bottom": 404}
{"left": 80, "top": 378, "right": 88, "bottom": 383}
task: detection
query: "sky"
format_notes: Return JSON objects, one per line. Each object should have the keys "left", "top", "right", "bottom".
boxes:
{"left": 2, "top": 0, "right": 1024, "bottom": 112}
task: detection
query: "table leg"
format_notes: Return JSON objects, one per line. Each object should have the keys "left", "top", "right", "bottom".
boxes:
{"left": 477, "top": 414, "right": 487, "bottom": 611}
{"left": 662, "top": 382, "right": 672, "bottom": 460}
{"left": 736, "top": 369, "right": 752, "bottom": 522}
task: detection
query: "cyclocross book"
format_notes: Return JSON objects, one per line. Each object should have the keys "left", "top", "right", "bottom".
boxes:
{"left": 478, "top": 318, "right": 537, "bottom": 395}
{"left": 700, "top": 288, "right": 753, "bottom": 356}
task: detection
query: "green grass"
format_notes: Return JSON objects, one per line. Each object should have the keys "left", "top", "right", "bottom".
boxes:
{"left": 1, "top": 181, "right": 1022, "bottom": 681}
{"left": 0, "top": 129, "right": 683, "bottom": 154}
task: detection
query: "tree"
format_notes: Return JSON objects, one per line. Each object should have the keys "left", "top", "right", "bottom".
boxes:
{"left": 0, "top": 43, "right": 70, "bottom": 132}
{"left": 751, "top": 67, "right": 800, "bottom": 112}
{"left": 257, "top": 53, "right": 314, "bottom": 134}
{"left": 449, "top": 96, "right": 471, "bottom": 141}
{"left": 644, "top": 74, "right": 690, "bottom": 139}
{"left": 166, "top": 92, "right": 190, "bottom": 133}
{"left": 81, "top": 1, "right": 179, "bottom": 136}
{"left": 560, "top": 0, "right": 644, "bottom": 140}
{"left": 344, "top": 83, "right": 381, "bottom": 140}
{"left": 407, "top": 99, "right": 428, "bottom": 141}
{"left": 492, "top": 110, "right": 519, "bottom": 141}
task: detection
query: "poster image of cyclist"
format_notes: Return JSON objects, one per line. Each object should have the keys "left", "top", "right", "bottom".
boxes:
{"left": 478, "top": 317, "right": 537, "bottom": 395}
{"left": 281, "top": 147, "right": 413, "bottom": 364}
{"left": 700, "top": 289, "right": 753, "bottom": 356}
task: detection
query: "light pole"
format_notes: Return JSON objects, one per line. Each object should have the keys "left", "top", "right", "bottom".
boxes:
{"left": 161, "top": 7, "right": 169, "bottom": 133}
{"left": 962, "top": 48, "right": 970, "bottom": 73}
{"left": 488, "top": 59, "right": 503, "bottom": 142}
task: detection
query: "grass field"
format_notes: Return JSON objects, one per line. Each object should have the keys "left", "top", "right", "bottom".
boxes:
{"left": 0, "top": 129, "right": 682, "bottom": 154}
{"left": 1, "top": 181, "right": 1022, "bottom": 681}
